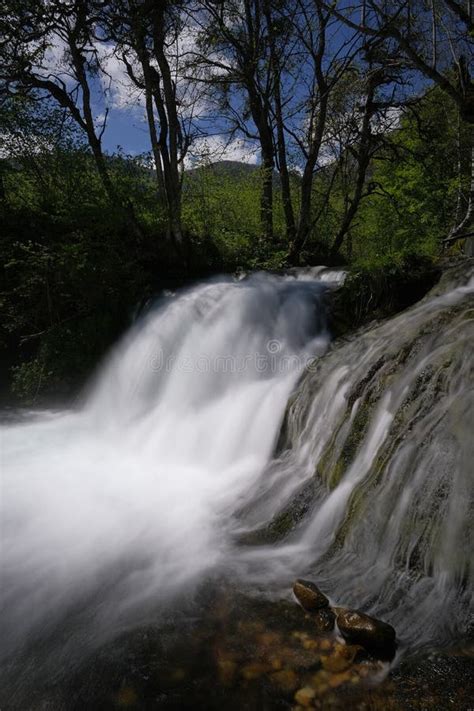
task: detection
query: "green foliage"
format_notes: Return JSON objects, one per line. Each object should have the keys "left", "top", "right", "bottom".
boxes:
{"left": 348, "top": 87, "right": 468, "bottom": 265}
{"left": 182, "top": 161, "right": 289, "bottom": 269}
{"left": 299, "top": 86, "right": 470, "bottom": 267}
{"left": 0, "top": 87, "right": 470, "bottom": 401}
{"left": 0, "top": 99, "right": 152, "bottom": 401}
{"left": 11, "top": 357, "right": 54, "bottom": 403}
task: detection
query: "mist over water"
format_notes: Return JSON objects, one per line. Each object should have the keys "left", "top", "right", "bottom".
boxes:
{"left": 1, "top": 266, "right": 473, "bottom": 676}
{"left": 0, "top": 273, "right": 330, "bottom": 660}
{"left": 232, "top": 269, "right": 474, "bottom": 648}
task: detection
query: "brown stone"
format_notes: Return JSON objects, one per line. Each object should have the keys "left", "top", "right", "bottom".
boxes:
{"left": 336, "top": 609, "right": 396, "bottom": 658}
{"left": 293, "top": 579, "right": 329, "bottom": 611}
{"left": 269, "top": 668, "right": 299, "bottom": 693}
{"left": 294, "top": 685, "right": 316, "bottom": 707}
{"left": 314, "top": 607, "right": 336, "bottom": 633}
{"left": 320, "top": 642, "right": 360, "bottom": 673}
{"left": 241, "top": 662, "right": 270, "bottom": 680}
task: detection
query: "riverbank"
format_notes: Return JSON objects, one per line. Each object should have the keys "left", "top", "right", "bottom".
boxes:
{"left": 3, "top": 586, "right": 472, "bottom": 710}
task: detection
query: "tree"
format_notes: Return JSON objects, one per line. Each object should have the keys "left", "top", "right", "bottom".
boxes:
{"left": 350, "top": 83, "right": 468, "bottom": 262}
{"left": 323, "top": 0, "right": 474, "bottom": 251}
{"left": 262, "top": 0, "right": 297, "bottom": 244}
{"left": 0, "top": 0, "right": 142, "bottom": 238}
{"left": 104, "top": 0, "right": 200, "bottom": 257}
{"left": 192, "top": 0, "right": 374, "bottom": 260}
{"left": 252, "top": 0, "right": 383, "bottom": 261}
{"left": 191, "top": 0, "right": 279, "bottom": 242}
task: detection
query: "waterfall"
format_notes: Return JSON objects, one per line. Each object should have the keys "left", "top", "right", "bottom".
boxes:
{"left": 0, "top": 273, "right": 330, "bottom": 659}
{"left": 233, "top": 264, "right": 474, "bottom": 647}
{"left": 1, "top": 265, "right": 472, "bottom": 671}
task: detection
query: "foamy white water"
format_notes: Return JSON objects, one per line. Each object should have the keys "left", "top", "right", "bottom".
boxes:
{"left": 0, "top": 273, "right": 329, "bottom": 657}
{"left": 1, "top": 266, "right": 473, "bottom": 663}
{"left": 232, "top": 270, "right": 474, "bottom": 646}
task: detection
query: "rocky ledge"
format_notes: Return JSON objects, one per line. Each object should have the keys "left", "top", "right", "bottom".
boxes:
{"left": 3, "top": 580, "right": 472, "bottom": 710}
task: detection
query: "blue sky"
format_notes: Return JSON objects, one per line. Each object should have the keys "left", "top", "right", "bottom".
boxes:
{"left": 38, "top": 8, "right": 423, "bottom": 168}
{"left": 102, "top": 107, "right": 151, "bottom": 156}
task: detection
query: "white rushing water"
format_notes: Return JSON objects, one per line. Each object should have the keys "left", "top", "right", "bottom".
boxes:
{"left": 0, "top": 272, "right": 330, "bottom": 658}
{"left": 1, "top": 266, "right": 472, "bottom": 665}
{"left": 232, "top": 269, "right": 474, "bottom": 647}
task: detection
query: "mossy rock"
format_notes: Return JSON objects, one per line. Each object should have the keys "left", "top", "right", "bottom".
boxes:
{"left": 328, "top": 256, "right": 440, "bottom": 339}
{"left": 238, "top": 476, "right": 318, "bottom": 545}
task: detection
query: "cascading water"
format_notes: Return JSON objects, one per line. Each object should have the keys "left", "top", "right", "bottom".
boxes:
{"left": 232, "top": 263, "right": 474, "bottom": 647}
{"left": 1, "top": 265, "right": 473, "bottom": 688}
{"left": 0, "top": 273, "right": 329, "bottom": 663}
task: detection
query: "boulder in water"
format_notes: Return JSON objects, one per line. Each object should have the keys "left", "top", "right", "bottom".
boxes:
{"left": 293, "top": 579, "right": 329, "bottom": 611}
{"left": 314, "top": 607, "right": 336, "bottom": 633}
{"left": 336, "top": 609, "right": 396, "bottom": 658}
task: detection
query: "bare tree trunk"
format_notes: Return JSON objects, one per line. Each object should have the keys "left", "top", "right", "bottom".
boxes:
{"left": 67, "top": 31, "right": 143, "bottom": 240}
{"left": 274, "top": 98, "right": 296, "bottom": 244}
{"left": 288, "top": 2, "right": 331, "bottom": 264}
{"left": 263, "top": 0, "right": 296, "bottom": 243}
{"left": 246, "top": 85, "right": 275, "bottom": 242}
{"left": 452, "top": 111, "right": 465, "bottom": 227}
{"left": 260, "top": 153, "right": 274, "bottom": 243}
{"left": 445, "top": 140, "right": 474, "bottom": 255}
{"left": 151, "top": 4, "right": 187, "bottom": 261}
{"left": 138, "top": 54, "right": 168, "bottom": 217}
{"left": 242, "top": 0, "right": 274, "bottom": 242}
{"left": 330, "top": 80, "right": 376, "bottom": 258}
{"left": 288, "top": 86, "right": 329, "bottom": 263}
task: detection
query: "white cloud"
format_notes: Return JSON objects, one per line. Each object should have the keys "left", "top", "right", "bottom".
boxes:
{"left": 96, "top": 43, "right": 145, "bottom": 111}
{"left": 32, "top": 33, "right": 76, "bottom": 89}
{"left": 94, "top": 33, "right": 212, "bottom": 128}
{"left": 373, "top": 105, "right": 402, "bottom": 133}
{"left": 31, "top": 25, "right": 241, "bottom": 161}
{"left": 185, "top": 135, "right": 259, "bottom": 168}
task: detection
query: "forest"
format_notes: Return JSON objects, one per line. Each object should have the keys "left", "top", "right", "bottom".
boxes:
{"left": 1, "top": 3, "right": 474, "bottom": 710}
{"left": 0, "top": 0, "right": 472, "bottom": 400}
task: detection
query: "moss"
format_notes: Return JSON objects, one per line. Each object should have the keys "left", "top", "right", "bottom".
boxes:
{"left": 238, "top": 477, "right": 318, "bottom": 545}
{"left": 315, "top": 429, "right": 343, "bottom": 484}
{"left": 327, "top": 313, "right": 472, "bottom": 554}
{"left": 321, "top": 373, "right": 387, "bottom": 491}
{"left": 266, "top": 261, "right": 473, "bottom": 553}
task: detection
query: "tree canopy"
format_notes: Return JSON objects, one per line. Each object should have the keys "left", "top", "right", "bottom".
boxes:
{"left": 0, "top": 0, "right": 472, "bottom": 399}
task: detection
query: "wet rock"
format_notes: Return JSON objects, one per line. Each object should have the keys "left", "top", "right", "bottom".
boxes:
{"left": 241, "top": 662, "right": 270, "bottom": 680}
{"left": 294, "top": 685, "right": 316, "bottom": 707}
{"left": 293, "top": 579, "right": 329, "bottom": 611}
{"left": 314, "top": 607, "right": 336, "bottom": 633}
{"left": 269, "top": 668, "right": 299, "bottom": 693}
{"left": 217, "top": 659, "right": 237, "bottom": 686}
{"left": 321, "top": 644, "right": 359, "bottom": 673}
{"left": 336, "top": 609, "right": 396, "bottom": 658}
{"left": 321, "top": 654, "right": 352, "bottom": 673}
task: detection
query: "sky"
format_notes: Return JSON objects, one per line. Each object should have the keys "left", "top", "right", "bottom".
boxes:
{"left": 102, "top": 107, "right": 151, "bottom": 155}
{"left": 100, "top": 105, "right": 261, "bottom": 166}
{"left": 31, "top": 5, "right": 419, "bottom": 170}
{"left": 38, "top": 32, "right": 261, "bottom": 167}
